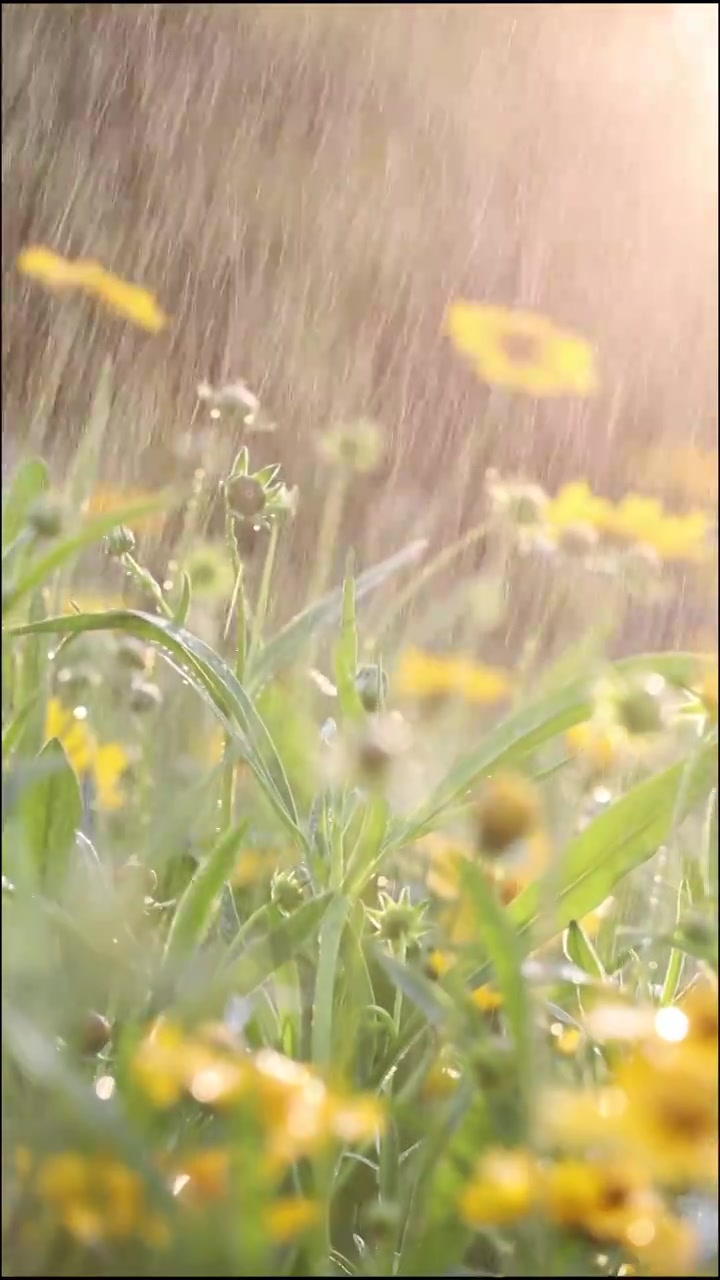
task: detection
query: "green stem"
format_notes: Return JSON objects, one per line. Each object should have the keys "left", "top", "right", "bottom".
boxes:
{"left": 248, "top": 521, "right": 280, "bottom": 662}
{"left": 121, "top": 553, "right": 174, "bottom": 619}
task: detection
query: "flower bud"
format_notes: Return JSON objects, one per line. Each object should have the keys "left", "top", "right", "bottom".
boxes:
{"left": 27, "top": 497, "right": 64, "bottom": 539}
{"left": 355, "top": 664, "right": 389, "bottom": 713}
{"left": 104, "top": 525, "right": 136, "bottom": 558}
{"left": 226, "top": 475, "right": 266, "bottom": 519}
{"left": 474, "top": 773, "right": 542, "bottom": 854}
{"left": 129, "top": 680, "right": 163, "bottom": 713}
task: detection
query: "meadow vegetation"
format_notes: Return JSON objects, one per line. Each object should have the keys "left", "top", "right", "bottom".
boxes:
{"left": 1, "top": 237, "right": 717, "bottom": 1277}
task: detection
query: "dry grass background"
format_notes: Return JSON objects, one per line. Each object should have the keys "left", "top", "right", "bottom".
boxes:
{"left": 2, "top": 3, "right": 717, "bottom": 644}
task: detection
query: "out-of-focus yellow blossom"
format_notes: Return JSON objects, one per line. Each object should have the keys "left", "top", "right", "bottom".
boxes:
{"left": 459, "top": 1148, "right": 539, "bottom": 1226}
{"left": 264, "top": 1197, "right": 320, "bottom": 1242}
{"left": 470, "top": 985, "right": 504, "bottom": 1013}
{"left": 629, "top": 443, "right": 719, "bottom": 509}
{"left": 422, "top": 1048, "right": 463, "bottom": 1101}
{"left": 172, "top": 1149, "right": 230, "bottom": 1203}
{"left": 542, "top": 1157, "right": 660, "bottom": 1245}
{"left": 445, "top": 302, "right": 598, "bottom": 398}
{"left": 598, "top": 494, "right": 711, "bottom": 563}
{"left": 545, "top": 480, "right": 712, "bottom": 562}
{"left": 131, "top": 1019, "right": 248, "bottom": 1110}
{"left": 625, "top": 1208, "right": 699, "bottom": 1277}
{"left": 17, "top": 246, "right": 169, "bottom": 333}
{"left": 251, "top": 1048, "right": 384, "bottom": 1168}
{"left": 394, "top": 648, "right": 512, "bottom": 706}
{"left": 474, "top": 772, "right": 543, "bottom": 855}
{"left": 565, "top": 721, "right": 638, "bottom": 776}
{"left": 132, "top": 1025, "right": 384, "bottom": 1167}
{"left": 613, "top": 1048, "right": 718, "bottom": 1187}
{"left": 84, "top": 487, "right": 168, "bottom": 535}
{"left": 45, "top": 698, "right": 127, "bottom": 810}
{"left": 552, "top": 1026, "right": 583, "bottom": 1056}
{"left": 545, "top": 481, "right": 614, "bottom": 533}
{"left": 36, "top": 1152, "right": 168, "bottom": 1248}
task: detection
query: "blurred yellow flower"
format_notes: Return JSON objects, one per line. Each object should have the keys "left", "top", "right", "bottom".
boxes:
{"left": 542, "top": 1157, "right": 660, "bottom": 1245}
{"left": 17, "top": 246, "right": 169, "bottom": 333}
{"left": 45, "top": 698, "right": 127, "bottom": 810}
{"left": 131, "top": 1019, "right": 248, "bottom": 1110}
{"left": 445, "top": 302, "right": 598, "bottom": 397}
{"left": 565, "top": 721, "right": 633, "bottom": 775}
{"left": 132, "top": 1025, "right": 384, "bottom": 1168}
{"left": 394, "top": 649, "right": 512, "bottom": 705}
{"left": 85, "top": 487, "right": 168, "bottom": 535}
{"left": 613, "top": 1048, "right": 718, "bottom": 1186}
{"left": 474, "top": 772, "right": 543, "bottom": 854}
{"left": 599, "top": 495, "right": 711, "bottom": 563}
{"left": 265, "top": 1197, "right": 320, "bottom": 1242}
{"left": 172, "top": 1149, "right": 230, "bottom": 1203}
{"left": 545, "top": 481, "right": 614, "bottom": 532}
{"left": 36, "top": 1152, "right": 166, "bottom": 1248}
{"left": 629, "top": 443, "right": 719, "bottom": 509}
{"left": 460, "top": 1148, "right": 538, "bottom": 1226}
{"left": 545, "top": 480, "right": 712, "bottom": 562}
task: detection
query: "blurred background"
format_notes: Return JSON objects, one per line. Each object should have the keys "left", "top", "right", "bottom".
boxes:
{"left": 2, "top": 3, "right": 717, "bottom": 646}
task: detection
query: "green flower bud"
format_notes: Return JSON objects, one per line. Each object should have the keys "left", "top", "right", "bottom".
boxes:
{"left": 226, "top": 475, "right": 266, "bottom": 519}
{"left": 27, "top": 497, "right": 64, "bottom": 539}
{"left": 115, "top": 637, "right": 152, "bottom": 672}
{"left": 355, "top": 664, "right": 389, "bottom": 713}
{"left": 616, "top": 686, "right": 665, "bottom": 735}
{"left": 129, "top": 680, "right": 163, "bottom": 713}
{"left": 77, "top": 1011, "right": 112, "bottom": 1056}
{"left": 271, "top": 867, "right": 307, "bottom": 916}
{"left": 104, "top": 525, "right": 136, "bottom": 558}
{"left": 317, "top": 419, "right": 383, "bottom": 474}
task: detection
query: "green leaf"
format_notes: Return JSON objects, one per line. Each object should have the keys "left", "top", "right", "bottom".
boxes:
{"left": 66, "top": 358, "right": 113, "bottom": 512}
{"left": 703, "top": 788, "right": 718, "bottom": 901}
{"left": 171, "top": 570, "right": 192, "bottom": 627}
{"left": 2, "top": 457, "right": 49, "bottom": 552}
{"left": 248, "top": 538, "right": 428, "bottom": 691}
{"left": 563, "top": 919, "right": 605, "bottom": 980}
{"left": 163, "top": 822, "right": 249, "bottom": 966}
{"left": 458, "top": 860, "right": 533, "bottom": 1122}
{"left": 19, "top": 739, "right": 82, "bottom": 892}
{"left": 215, "top": 894, "right": 332, "bottom": 1001}
{"left": 311, "top": 894, "right": 352, "bottom": 1066}
{"left": 333, "top": 560, "right": 364, "bottom": 721}
{"left": 2, "top": 491, "right": 180, "bottom": 617}
{"left": 388, "top": 652, "right": 709, "bottom": 849}
{"left": 508, "top": 742, "right": 717, "bottom": 955}
{"left": 1, "top": 693, "right": 40, "bottom": 759}
{"left": 374, "top": 949, "right": 450, "bottom": 1028}
{"left": 7, "top": 609, "right": 305, "bottom": 850}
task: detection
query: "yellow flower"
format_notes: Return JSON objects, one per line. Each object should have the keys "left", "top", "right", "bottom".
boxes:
{"left": 565, "top": 721, "right": 633, "bottom": 775}
{"left": 599, "top": 495, "right": 711, "bottom": 563}
{"left": 470, "top": 984, "right": 504, "bottom": 1013}
{"left": 625, "top": 1210, "right": 698, "bottom": 1277}
{"left": 264, "top": 1197, "right": 320, "bottom": 1242}
{"left": 445, "top": 301, "right": 598, "bottom": 398}
{"left": 252, "top": 1049, "right": 384, "bottom": 1167}
{"left": 545, "top": 480, "right": 711, "bottom": 563}
{"left": 85, "top": 487, "right": 168, "bottom": 535}
{"left": 473, "top": 773, "right": 543, "bottom": 854}
{"left": 542, "top": 1157, "right": 660, "bottom": 1246}
{"left": 17, "top": 246, "right": 169, "bottom": 333}
{"left": 172, "top": 1149, "right": 230, "bottom": 1203}
{"left": 45, "top": 698, "right": 127, "bottom": 810}
{"left": 131, "top": 1020, "right": 249, "bottom": 1110}
{"left": 628, "top": 443, "right": 719, "bottom": 509}
{"left": 422, "top": 1048, "right": 462, "bottom": 1101}
{"left": 613, "top": 1048, "right": 718, "bottom": 1186}
{"left": 394, "top": 648, "right": 512, "bottom": 706}
{"left": 459, "top": 1148, "right": 538, "bottom": 1226}
{"left": 545, "top": 481, "right": 614, "bottom": 532}
{"left": 36, "top": 1152, "right": 156, "bottom": 1246}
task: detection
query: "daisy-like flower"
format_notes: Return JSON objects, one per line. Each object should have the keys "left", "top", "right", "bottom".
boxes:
{"left": 394, "top": 648, "right": 512, "bottom": 706}
{"left": 45, "top": 698, "right": 128, "bottom": 811}
{"left": 459, "top": 1148, "right": 539, "bottom": 1226}
{"left": 445, "top": 302, "right": 598, "bottom": 398}
{"left": 35, "top": 1152, "right": 168, "bottom": 1248}
{"left": 17, "top": 246, "right": 168, "bottom": 332}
